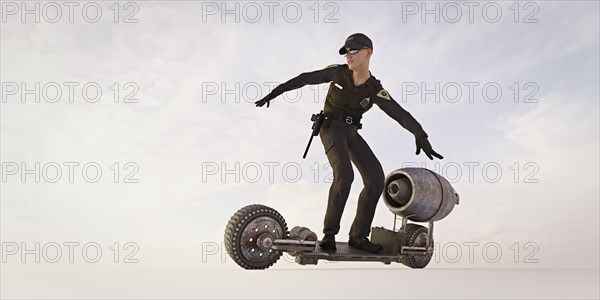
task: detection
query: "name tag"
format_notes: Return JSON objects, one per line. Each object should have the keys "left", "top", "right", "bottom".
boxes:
{"left": 334, "top": 83, "right": 343, "bottom": 90}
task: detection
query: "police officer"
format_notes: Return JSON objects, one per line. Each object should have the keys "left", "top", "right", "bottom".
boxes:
{"left": 255, "top": 33, "right": 443, "bottom": 254}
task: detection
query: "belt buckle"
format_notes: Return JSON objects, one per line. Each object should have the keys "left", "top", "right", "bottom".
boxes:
{"left": 345, "top": 116, "right": 353, "bottom": 124}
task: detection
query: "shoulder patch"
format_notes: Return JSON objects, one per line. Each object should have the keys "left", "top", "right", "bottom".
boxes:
{"left": 377, "top": 89, "right": 391, "bottom": 101}
{"left": 325, "top": 64, "right": 339, "bottom": 69}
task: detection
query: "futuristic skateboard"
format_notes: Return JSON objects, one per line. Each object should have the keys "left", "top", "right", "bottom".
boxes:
{"left": 224, "top": 167, "right": 459, "bottom": 270}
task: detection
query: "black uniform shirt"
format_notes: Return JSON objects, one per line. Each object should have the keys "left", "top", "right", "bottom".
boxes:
{"left": 269, "top": 64, "right": 428, "bottom": 138}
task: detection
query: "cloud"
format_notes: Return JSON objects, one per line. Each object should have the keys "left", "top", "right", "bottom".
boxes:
{"left": 1, "top": 4, "right": 599, "bottom": 297}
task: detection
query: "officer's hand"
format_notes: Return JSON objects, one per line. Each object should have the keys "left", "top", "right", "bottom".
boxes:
{"left": 415, "top": 136, "right": 444, "bottom": 160}
{"left": 255, "top": 94, "right": 274, "bottom": 108}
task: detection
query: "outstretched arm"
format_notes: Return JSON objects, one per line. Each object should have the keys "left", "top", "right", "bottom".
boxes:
{"left": 372, "top": 88, "right": 427, "bottom": 138}
{"left": 256, "top": 64, "right": 338, "bottom": 107}
{"left": 373, "top": 88, "right": 443, "bottom": 160}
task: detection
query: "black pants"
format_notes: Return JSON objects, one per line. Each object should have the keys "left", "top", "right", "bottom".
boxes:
{"left": 319, "top": 119, "right": 385, "bottom": 238}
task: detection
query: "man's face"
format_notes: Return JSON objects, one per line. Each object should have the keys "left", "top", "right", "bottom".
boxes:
{"left": 345, "top": 48, "right": 372, "bottom": 71}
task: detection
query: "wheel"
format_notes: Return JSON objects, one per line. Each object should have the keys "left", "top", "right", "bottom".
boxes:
{"left": 400, "top": 223, "right": 433, "bottom": 269}
{"left": 224, "top": 204, "right": 288, "bottom": 270}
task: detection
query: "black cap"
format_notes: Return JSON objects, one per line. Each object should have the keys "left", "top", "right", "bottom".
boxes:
{"left": 339, "top": 33, "right": 373, "bottom": 55}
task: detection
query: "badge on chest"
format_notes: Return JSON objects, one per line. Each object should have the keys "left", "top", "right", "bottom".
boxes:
{"left": 360, "top": 97, "right": 370, "bottom": 108}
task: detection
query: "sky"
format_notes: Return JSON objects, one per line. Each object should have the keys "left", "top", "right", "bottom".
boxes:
{"left": 1, "top": 1, "right": 599, "bottom": 299}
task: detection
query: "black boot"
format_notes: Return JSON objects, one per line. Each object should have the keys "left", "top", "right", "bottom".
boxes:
{"left": 319, "top": 234, "right": 337, "bottom": 251}
{"left": 348, "top": 236, "right": 383, "bottom": 254}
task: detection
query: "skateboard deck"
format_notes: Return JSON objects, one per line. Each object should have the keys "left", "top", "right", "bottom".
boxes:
{"left": 293, "top": 241, "right": 402, "bottom": 264}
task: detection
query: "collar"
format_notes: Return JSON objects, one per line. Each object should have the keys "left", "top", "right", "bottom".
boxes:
{"left": 347, "top": 69, "right": 373, "bottom": 88}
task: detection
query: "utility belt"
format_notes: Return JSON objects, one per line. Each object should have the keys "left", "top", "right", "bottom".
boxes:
{"left": 324, "top": 113, "right": 363, "bottom": 129}
{"left": 303, "top": 110, "right": 363, "bottom": 159}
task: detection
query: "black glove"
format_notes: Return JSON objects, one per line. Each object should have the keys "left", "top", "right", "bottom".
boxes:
{"left": 415, "top": 135, "right": 443, "bottom": 160}
{"left": 255, "top": 93, "right": 275, "bottom": 108}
